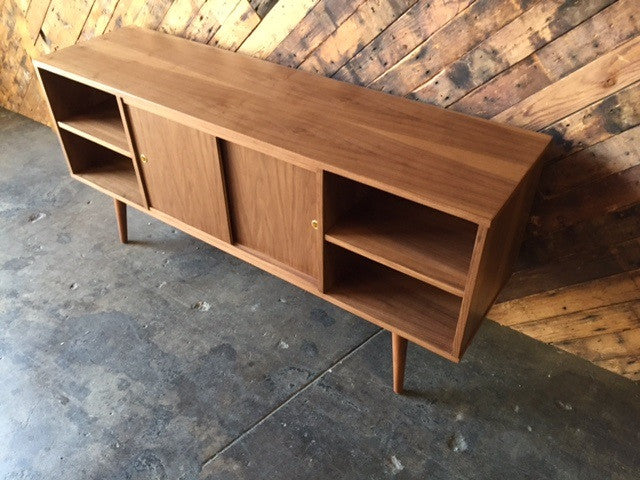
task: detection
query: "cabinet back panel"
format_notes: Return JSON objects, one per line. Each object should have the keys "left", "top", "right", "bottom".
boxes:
{"left": 221, "top": 141, "right": 319, "bottom": 282}
{"left": 38, "top": 69, "right": 116, "bottom": 122}
{"left": 126, "top": 106, "right": 232, "bottom": 242}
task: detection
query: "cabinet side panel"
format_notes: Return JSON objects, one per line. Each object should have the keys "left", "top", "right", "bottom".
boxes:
{"left": 34, "top": 67, "right": 98, "bottom": 175}
{"left": 126, "top": 105, "right": 232, "bottom": 242}
{"left": 454, "top": 163, "right": 543, "bottom": 356}
{"left": 220, "top": 141, "right": 320, "bottom": 282}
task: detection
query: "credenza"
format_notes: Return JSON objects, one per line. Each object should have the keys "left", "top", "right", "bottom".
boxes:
{"left": 34, "top": 27, "right": 550, "bottom": 394}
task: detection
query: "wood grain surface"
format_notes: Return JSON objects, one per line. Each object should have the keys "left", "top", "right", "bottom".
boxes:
{"left": 221, "top": 140, "right": 320, "bottom": 282}
{"left": 126, "top": 104, "right": 232, "bottom": 241}
{"left": 326, "top": 247, "right": 461, "bottom": 356}
{"left": 3, "top": 0, "right": 640, "bottom": 380}
{"left": 57, "top": 100, "right": 130, "bottom": 156}
{"left": 33, "top": 27, "right": 549, "bottom": 227}
{"left": 35, "top": 32, "right": 541, "bottom": 365}
{"left": 325, "top": 189, "right": 476, "bottom": 296}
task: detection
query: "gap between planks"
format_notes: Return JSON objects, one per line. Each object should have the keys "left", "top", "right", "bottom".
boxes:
{"left": 200, "top": 328, "right": 383, "bottom": 469}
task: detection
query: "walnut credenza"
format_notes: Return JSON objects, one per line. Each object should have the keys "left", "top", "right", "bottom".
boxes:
{"left": 34, "top": 27, "right": 550, "bottom": 393}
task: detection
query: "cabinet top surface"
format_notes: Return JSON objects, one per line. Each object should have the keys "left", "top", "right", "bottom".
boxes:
{"left": 36, "top": 27, "right": 550, "bottom": 225}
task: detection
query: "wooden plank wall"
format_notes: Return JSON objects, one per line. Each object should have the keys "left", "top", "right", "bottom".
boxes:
{"left": 1, "top": 0, "right": 639, "bottom": 381}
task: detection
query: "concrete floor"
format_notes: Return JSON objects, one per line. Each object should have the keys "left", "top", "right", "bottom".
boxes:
{"left": 0, "top": 107, "right": 638, "bottom": 479}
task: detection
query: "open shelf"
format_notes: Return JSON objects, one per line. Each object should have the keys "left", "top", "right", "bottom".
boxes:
{"left": 37, "top": 69, "right": 130, "bottom": 157}
{"left": 59, "top": 129, "right": 143, "bottom": 205}
{"left": 324, "top": 177, "right": 477, "bottom": 297}
{"left": 326, "top": 245, "right": 460, "bottom": 355}
{"left": 74, "top": 156, "right": 142, "bottom": 205}
{"left": 58, "top": 100, "right": 130, "bottom": 157}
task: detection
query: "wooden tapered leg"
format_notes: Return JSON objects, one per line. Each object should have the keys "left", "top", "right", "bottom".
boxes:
{"left": 114, "top": 199, "right": 128, "bottom": 244}
{"left": 392, "top": 332, "right": 408, "bottom": 394}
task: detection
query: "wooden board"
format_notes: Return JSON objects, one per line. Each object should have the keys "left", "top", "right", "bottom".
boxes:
{"left": 334, "top": 0, "right": 474, "bottom": 86}
{"left": 54, "top": 127, "right": 143, "bottom": 205}
{"left": 325, "top": 190, "right": 476, "bottom": 296}
{"left": 74, "top": 157, "right": 143, "bottom": 206}
{"left": 221, "top": 140, "right": 320, "bottom": 282}
{"left": 298, "top": 0, "right": 417, "bottom": 77}
{"left": 493, "top": 36, "right": 640, "bottom": 130}
{"left": 238, "top": 0, "right": 319, "bottom": 58}
{"left": 327, "top": 247, "right": 461, "bottom": 356}
{"left": 507, "top": 301, "right": 640, "bottom": 344}
{"left": 409, "top": 0, "right": 616, "bottom": 106}
{"left": 490, "top": 269, "right": 640, "bottom": 326}
{"left": 57, "top": 100, "right": 130, "bottom": 156}
{"left": 125, "top": 104, "right": 232, "bottom": 242}
{"left": 455, "top": 162, "right": 543, "bottom": 355}
{"left": 367, "top": 0, "right": 528, "bottom": 95}
{"left": 267, "top": 0, "right": 368, "bottom": 68}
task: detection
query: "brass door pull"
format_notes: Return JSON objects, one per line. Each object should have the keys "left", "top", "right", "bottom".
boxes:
{"left": 311, "top": 219, "right": 318, "bottom": 230}
{"left": 140, "top": 154, "right": 148, "bottom": 164}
